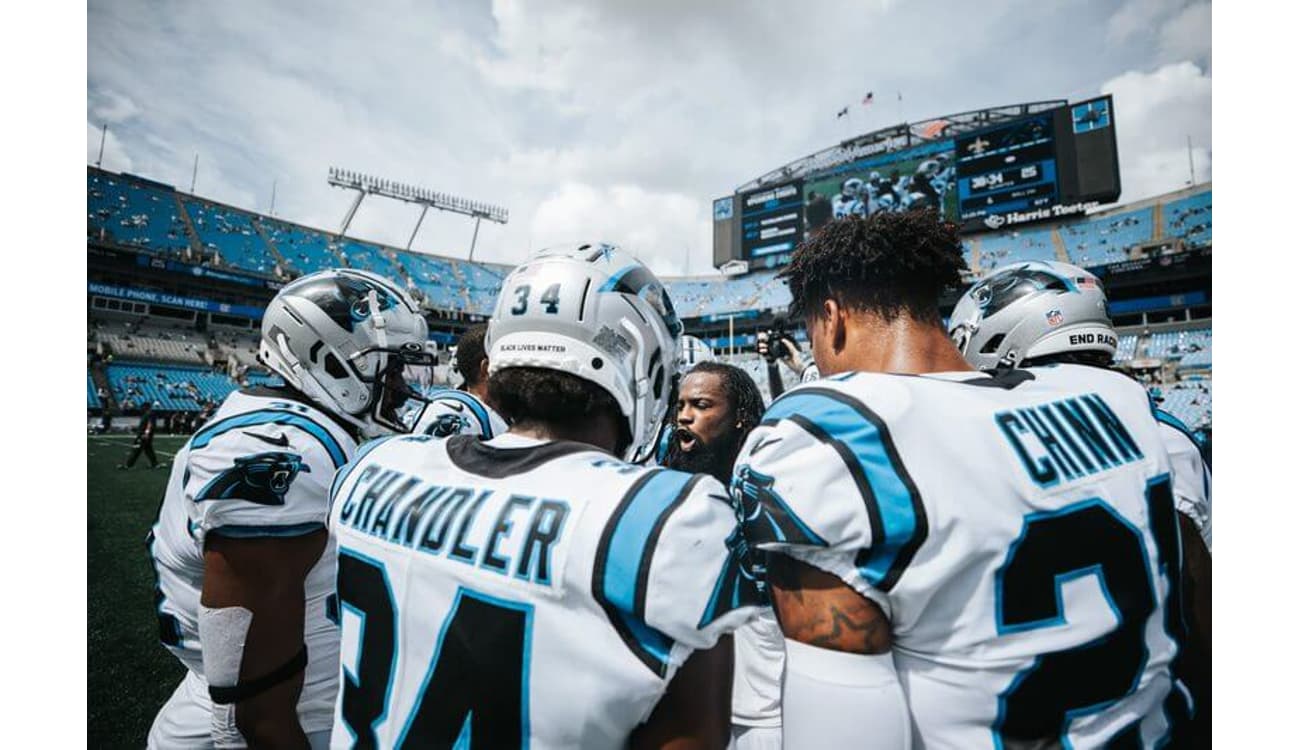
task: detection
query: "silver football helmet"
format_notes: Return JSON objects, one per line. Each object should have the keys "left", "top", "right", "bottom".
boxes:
{"left": 486, "top": 242, "right": 682, "bottom": 463}
{"left": 259, "top": 268, "right": 434, "bottom": 438}
{"left": 841, "top": 178, "right": 865, "bottom": 198}
{"left": 679, "top": 335, "right": 716, "bottom": 369}
{"left": 949, "top": 260, "right": 1116, "bottom": 370}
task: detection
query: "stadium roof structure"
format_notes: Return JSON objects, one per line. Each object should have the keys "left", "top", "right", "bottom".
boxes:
{"left": 735, "top": 99, "right": 1068, "bottom": 194}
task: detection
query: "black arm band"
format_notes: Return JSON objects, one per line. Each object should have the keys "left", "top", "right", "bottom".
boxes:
{"left": 208, "top": 645, "right": 308, "bottom": 705}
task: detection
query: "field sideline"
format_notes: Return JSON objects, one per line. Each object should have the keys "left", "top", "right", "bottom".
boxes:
{"left": 88, "top": 435, "right": 187, "bottom": 747}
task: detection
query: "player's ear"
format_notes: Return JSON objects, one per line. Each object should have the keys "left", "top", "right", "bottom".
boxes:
{"left": 478, "top": 358, "right": 490, "bottom": 384}
{"left": 824, "top": 299, "right": 848, "bottom": 354}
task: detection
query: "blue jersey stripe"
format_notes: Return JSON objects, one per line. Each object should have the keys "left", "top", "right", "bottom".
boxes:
{"left": 594, "top": 469, "right": 696, "bottom": 674}
{"left": 432, "top": 392, "right": 494, "bottom": 438}
{"left": 193, "top": 410, "right": 349, "bottom": 468}
{"left": 765, "top": 389, "right": 926, "bottom": 590}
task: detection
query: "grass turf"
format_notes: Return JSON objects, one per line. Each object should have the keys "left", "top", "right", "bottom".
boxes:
{"left": 88, "top": 435, "right": 188, "bottom": 748}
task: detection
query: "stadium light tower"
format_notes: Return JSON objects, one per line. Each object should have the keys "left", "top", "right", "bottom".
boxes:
{"left": 327, "top": 167, "right": 509, "bottom": 260}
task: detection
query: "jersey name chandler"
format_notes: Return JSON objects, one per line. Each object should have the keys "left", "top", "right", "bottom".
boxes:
{"left": 327, "top": 433, "right": 760, "bottom": 749}
{"left": 733, "top": 365, "right": 1192, "bottom": 749}
{"left": 148, "top": 389, "right": 357, "bottom": 735}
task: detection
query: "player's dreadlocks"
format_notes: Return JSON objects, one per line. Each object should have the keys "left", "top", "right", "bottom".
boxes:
{"left": 686, "top": 361, "right": 765, "bottom": 433}
{"left": 488, "top": 367, "right": 632, "bottom": 453}
{"left": 781, "top": 210, "right": 968, "bottom": 324}
{"left": 454, "top": 324, "right": 489, "bottom": 387}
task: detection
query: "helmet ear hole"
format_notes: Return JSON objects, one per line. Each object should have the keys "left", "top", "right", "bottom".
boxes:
{"left": 980, "top": 333, "right": 1006, "bottom": 355}
{"left": 323, "top": 353, "right": 348, "bottom": 379}
{"left": 652, "top": 365, "right": 665, "bottom": 400}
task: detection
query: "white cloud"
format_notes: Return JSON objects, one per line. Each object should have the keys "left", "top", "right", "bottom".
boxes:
{"left": 1102, "top": 61, "right": 1212, "bottom": 201}
{"left": 1158, "top": 2, "right": 1211, "bottom": 65}
{"left": 87, "top": 0, "right": 1211, "bottom": 276}
{"left": 530, "top": 183, "right": 708, "bottom": 276}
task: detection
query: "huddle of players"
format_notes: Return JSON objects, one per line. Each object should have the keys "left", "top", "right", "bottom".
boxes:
{"left": 144, "top": 214, "right": 1209, "bottom": 749}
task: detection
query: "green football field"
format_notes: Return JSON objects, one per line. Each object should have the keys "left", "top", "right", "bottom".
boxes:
{"left": 88, "top": 434, "right": 188, "bottom": 748}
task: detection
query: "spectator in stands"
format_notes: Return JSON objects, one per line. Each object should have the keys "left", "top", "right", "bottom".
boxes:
{"left": 117, "top": 402, "right": 162, "bottom": 470}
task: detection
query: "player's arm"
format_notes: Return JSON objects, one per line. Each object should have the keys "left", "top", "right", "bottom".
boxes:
{"left": 1177, "top": 512, "right": 1211, "bottom": 719}
{"left": 630, "top": 636, "right": 734, "bottom": 750}
{"left": 766, "top": 554, "right": 912, "bottom": 749}
{"left": 200, "top": 529, "right": 326, "bottom": 748}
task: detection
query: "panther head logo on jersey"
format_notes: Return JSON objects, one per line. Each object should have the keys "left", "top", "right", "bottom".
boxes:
{"left": 425, "top": 412, "right": 470, "bottom": 438}
{"left": 195, "top": 451, "right": 311, "bottom": 505}
{"left": 696, "top": 465, "right": 829, "bottom": 626}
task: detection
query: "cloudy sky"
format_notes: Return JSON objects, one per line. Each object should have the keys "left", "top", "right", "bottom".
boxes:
{"left": 87, "top": 0, "right": 1210, "bottom": 276}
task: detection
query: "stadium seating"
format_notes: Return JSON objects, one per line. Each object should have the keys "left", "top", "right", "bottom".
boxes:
{"left": 339, "top": 239, "right": 407, "bottom": 282}
{"left": 182, "top": 198, "right": 280, "bottom": 276}
{"left": 1113, "top": 334, "right": 1139, "bottom": 363}
{"left": 87, "top": 171, "right": 193, "bottom": 257}
{"left": 88, "top": 373, "right": 102, "bottom": 409}
{"left": 1154, "top": 380, "right": 1212, "bottom": 431}
{"left": 1163, "top": 191, "right": 1212, "bottom": 248}
{"left": 257, "top": 219, "right": 342, "bottom": 275}
{"left": 1144, "top": 328, "right": 1211, "bottom": 363}
{"left": 1061, "top": 207, "right": 1155, "bottom": 267}
{"left": 976, "top": 226, "right": 1059, "bottom": 269}
{"left": 103, "top": 328, "right": 210, "bottom": 365}
{"left": 106, "top": 363, "right": 240, "bottom": 412}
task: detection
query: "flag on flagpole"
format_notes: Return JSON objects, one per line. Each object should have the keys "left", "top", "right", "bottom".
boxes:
{"left": 836, "top": 107, "right": 849, "bottom": 119}
{"left": 862, "top": 91, "right": 874, "bottom": 106}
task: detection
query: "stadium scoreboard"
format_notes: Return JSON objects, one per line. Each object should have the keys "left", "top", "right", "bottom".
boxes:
{"left": 956, "top": 95, "right": 1119, "bottom": 231}
{"left": 713, "top": 95, "right": 1121, "bottom": 269}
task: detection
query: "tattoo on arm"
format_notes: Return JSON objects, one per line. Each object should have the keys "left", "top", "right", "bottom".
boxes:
{"left": 767, "top": 553, "right": 891, "bottom": 654}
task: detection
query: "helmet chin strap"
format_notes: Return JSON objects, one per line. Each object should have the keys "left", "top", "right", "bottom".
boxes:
{"left": 367, "top": 290, "right": 389, "bottom": 349}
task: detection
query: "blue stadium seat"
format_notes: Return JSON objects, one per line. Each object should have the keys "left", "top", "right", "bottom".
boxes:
{"left": 88, "top": 373, "right": 102, "bottom": 409}
{"left": 88, "top": 171, "right": 193, "bottom": 257}
{"left": 182, "top": 198, "right": 279, "bottom": 276}
{"left": 338, "top": 239, "right": 406, "bottom": 283}
{"left": 1062, "top": 207, "right": 1155, "bottom": 267}
{"left": 258, "top": 219, "right": 342, "bottom": 274}
{"left": 1163, "top": 190, "right": 1212, "bottom": 248}
{"left": 106, "top": 363, "right": 239, "bottom": 412}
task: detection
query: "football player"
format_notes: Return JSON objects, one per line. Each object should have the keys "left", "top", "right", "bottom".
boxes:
{"left": 658, "top": 363, "right": 783, "bottom": 750}
{"left": 146, "top": 269, "right": 433, "bottom": 749}
{"left": 948, "top": 259, "right": 1212, "bottom": 738}
{"left": 328, "top": 244, "right": 762, "bottom": 748}
{"left": 832, "top": 178, "right": 865, "bottom": 219}
{"left": 732, "top": 213, "right": 1197, "bottom": 748}
{"left": 411, "top": 323, "right": 508, "bottom": 439}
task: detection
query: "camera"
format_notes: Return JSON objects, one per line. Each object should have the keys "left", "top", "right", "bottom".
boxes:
{"left": 757, "top": 319, "right": 792, "bottom": 363}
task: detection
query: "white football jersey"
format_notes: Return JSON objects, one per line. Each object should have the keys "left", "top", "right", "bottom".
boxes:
{"left": 731, "top": 609, "right": 784, "bottom": 728}
{"left": 411, "top": 388, "right": 508, "bottom": 439}
{"left": 1154, "top": 409, "right": 1212, "bottom": 552}
{"left": 733, "top": 365, "right": 1194, "bottom": 750}
{"left": 327, "top": 432, "right": 761, "bottom": 749}
{"left": 148, "top": 388, "right": 358, "bottom": 735}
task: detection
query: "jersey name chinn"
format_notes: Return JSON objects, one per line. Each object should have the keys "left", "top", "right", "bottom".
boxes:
{"left": 995, "top": 392, "right": 1144, "bottom": 487}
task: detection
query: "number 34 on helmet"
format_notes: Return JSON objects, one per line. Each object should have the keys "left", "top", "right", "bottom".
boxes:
{"left": 487, "top": 243, "right": 683, "bottom": 464}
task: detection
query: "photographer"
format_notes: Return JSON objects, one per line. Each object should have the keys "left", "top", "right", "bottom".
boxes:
{"left": 755, "top": 317, "right": 819, "bottom": 399}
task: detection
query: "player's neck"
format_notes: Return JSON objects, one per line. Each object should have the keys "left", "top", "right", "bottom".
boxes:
{"left": 840, "top": 314, "right": 975, "bottom": 375}
{"left": 508, "top": 413, "right": 623, "bottom": 455}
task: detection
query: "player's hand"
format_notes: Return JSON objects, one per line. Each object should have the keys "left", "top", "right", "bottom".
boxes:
{"left": 778, "top": 337, "right": 805, "bottom": 373}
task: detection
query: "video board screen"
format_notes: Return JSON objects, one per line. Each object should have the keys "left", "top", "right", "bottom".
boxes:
{"left": 739, "top": 180, "right": 804, "bottom": 260}
{"left": 802, "top": 140, "right": 957, "bottom": 234}
{"left": 955, "top": 113, "right": 1059, "bottom": 228}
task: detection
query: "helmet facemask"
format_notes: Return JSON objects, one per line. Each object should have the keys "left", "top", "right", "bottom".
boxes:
{"left": 357, "top": 341, "right": 437, "bottom": 435}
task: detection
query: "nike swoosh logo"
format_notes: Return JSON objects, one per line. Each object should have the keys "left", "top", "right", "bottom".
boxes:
{"left": 750, "top": 436, "right": 783, "bottom": 455}
{"left": 442, "top": 401, "right": 466, "bottom": 413}
{"left": 245, "top": 431, "right": 290, "bottom": 448}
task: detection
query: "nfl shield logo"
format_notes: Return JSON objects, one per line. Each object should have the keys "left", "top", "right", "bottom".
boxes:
{"left": 1046, "top": 309, "right": 1064, "bottom": 327}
